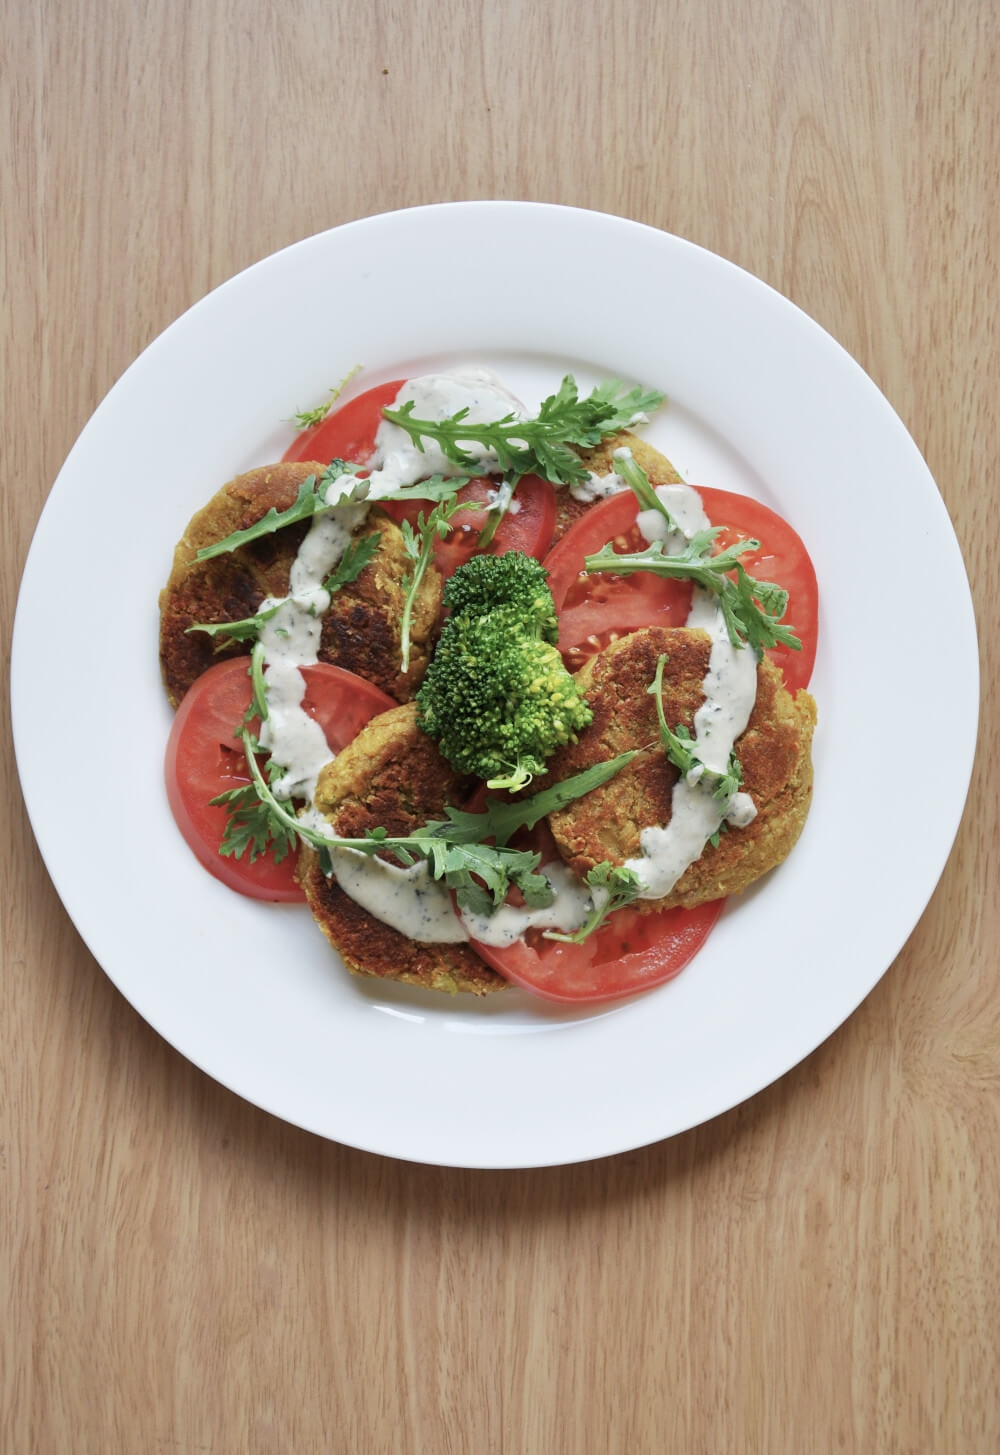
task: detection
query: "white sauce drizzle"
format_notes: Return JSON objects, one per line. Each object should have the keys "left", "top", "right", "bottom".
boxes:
{"left": 623, "top": 476, "right": 759, "bottom": 900}
{"left": 365, "top": 368, "right": 527, "bottom": 494}
{"left": 324, "top": 848, "right": 471, "bottom": 943}
{"left": 251, "top": 368, "right": 559, "bottom": 946}
{"left": 569, "top": 470, "right": 627, "bottom": 503}
{"left": 256, "top": 501, "right": 368, "bottom": 802}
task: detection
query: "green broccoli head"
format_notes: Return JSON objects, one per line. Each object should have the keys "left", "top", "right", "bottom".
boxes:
{"left": 416, "top": 605, "right": 593, "bottom": 791}
{"left": 442, "top": 551, "right": 559, "bottom": 644}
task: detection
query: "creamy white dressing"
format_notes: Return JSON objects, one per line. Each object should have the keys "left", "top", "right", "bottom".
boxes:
{"left": 365, "top": 368, "right": 527, "bottom": 495}
{"left": 256, "top": 502, "right": 369, "bottom": 802}
{"left": 624, "top": 478, "right": 760, "bottom": 900}
{"left": 569, "top": 470, "right": 628, "bottom": 503}
{"left": 324, "top": 848, "right": 471, "bottom": 943}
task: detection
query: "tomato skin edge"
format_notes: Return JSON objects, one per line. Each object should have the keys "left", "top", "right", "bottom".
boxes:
{"left": 468, "top": 894, "right": 726, "bottom": 1004}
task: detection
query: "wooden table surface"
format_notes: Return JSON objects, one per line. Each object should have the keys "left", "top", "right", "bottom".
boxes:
{"left": 4, "top": 2, "right": 997, "bottom": 1450}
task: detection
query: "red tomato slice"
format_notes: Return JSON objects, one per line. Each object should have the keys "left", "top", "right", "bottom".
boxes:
{"left": 164, "top": 659, "right": 395, "bottom": 901}
{"left": 380, "top": 474, "right": 557, "bottom": 579}
{"left": 459, "top": 800, "right": 724, "bottom": 1003}
{"left": 543, "top": 491, "right": 692, "bottom": 669}
{"left": 282, "top": 379, "right": 406, "bottom": 465}
{"left": 472, "top": 888, "right": 725, "bottom": 1005}
{"left": 542, "top": 485, "right": 818, "bottom": 691}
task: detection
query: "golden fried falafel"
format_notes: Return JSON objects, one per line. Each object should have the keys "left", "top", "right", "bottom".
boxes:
{"left": 298, "top": 702, "right": 507, "bottom": 996}
{"left": 543, "top": 626, "right": 816, "bottom": 909}
{"left": 158, "top": 461, "right": 442, "bottom": 707}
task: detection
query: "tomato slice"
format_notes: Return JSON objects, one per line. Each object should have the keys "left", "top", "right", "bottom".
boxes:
{"left": 380, "top": 473, "right": 557, "bottom": 578}
{"left": 164, "top": 659, "right": 395, "bottom": 901}
{"left": 543, "top": 491, "right": 692, "bottom": 669}
{"left": 542, "top": 485, "right": 818, "bottom": 690}
{"left": 456, "top": 799, "right": 723, "bottom": 1003}
{"left": 282, "top": 378, "right": 407, "bottom": 465}
{"left": 472, "top": 887, "right": 725, "bottom": 1005}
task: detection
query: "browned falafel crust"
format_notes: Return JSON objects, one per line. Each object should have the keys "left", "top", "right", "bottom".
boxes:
{"left": 158, "top": 461, "right": 442, "bottom": 708}
{"left": 543, "top": 627, "right": 816, "bottom": 909}
{"left": 298, "top": 702, "right": 507, "bottom": 996}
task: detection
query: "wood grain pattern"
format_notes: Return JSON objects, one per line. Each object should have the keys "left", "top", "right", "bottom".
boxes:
{"left": 3, "top": 1, "right": 998, "bottom": 1450}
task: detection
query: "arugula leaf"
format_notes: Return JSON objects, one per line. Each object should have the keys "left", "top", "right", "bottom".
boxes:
{"left": 380, "top": 376, "right": 665, "bottom": 487}
{"left": 584, "top": 528, "right": 801, "bottom": 655}
{"left": 543, "top": 861, "right": 644, "bottom": 944}
{"left": 431, "top": 750, "right": 642, "bottom": 848}
{"left": 224, "top": 726, "right": 642, "bottom": 920}
{"left": 473, "top": 477, "right": 515, "bottom": 550}
{"left": 375, "top": 474, "right": 472, "bottom": 505}
{"left": 210, "top": 744, "right": 299, "bottom": 863}
{"left": 194, "top": 462, "right": 367, "bottom": 561}
{"left": 187, "top": 602, "right": 284, "bottom": 644}
{"left": 248, "top": 640, "right": 268, "bottom": 722}
{"left": 647, "top": 653, "right": 743, "bottom": 805}
{"left": 613, "top": 447, "right": 676, "bottom": 522}
{"left": 398, "top": 497, "right": 462, "bottom": 674}
{"left": 322, "top": 531, "right": 381, "bottom": 592}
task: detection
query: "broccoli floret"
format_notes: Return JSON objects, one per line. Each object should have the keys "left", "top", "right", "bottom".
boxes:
{"left": 416, "top": 552, "right": 592, "bottom": 792}
{"left": 442, "top": 551, "right": 559, "bottom": 644}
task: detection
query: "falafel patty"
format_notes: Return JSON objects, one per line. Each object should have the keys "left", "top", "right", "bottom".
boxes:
{"left": 544, "top": 626, "right": 816, "bottom": 909}
{"left": 298, "top": 702, "right": 507, "bottom": 996}
{"left": 158, "top": 461, "right": 442, "bottom": 707}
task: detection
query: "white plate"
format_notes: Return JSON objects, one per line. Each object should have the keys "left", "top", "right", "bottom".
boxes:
{"left": 12, "top": 202, "right": 979, "bottom": 1168}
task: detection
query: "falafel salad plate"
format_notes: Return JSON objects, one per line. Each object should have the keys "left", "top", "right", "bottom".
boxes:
{"left": 12, "top": 203, "right": 978, "bottom": 1168}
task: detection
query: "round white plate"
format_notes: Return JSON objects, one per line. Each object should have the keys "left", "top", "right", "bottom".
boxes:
{"left": 12, "top": 202, "right": 979, "bottom": 1168}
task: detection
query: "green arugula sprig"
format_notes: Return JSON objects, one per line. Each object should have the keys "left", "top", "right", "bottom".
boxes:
{"left": 194, "top": 463, "right": 367, "bottom": 562}
{"left": 220, "top": 730, "right": 642, "bottom": 918}
{"left": 647, "top": 653, "right": 743, "bottom": 805}
{"left": 322, "top": 531, "right": 382, "bottom": 593}
{"left": 543, "top": 861, "right": 645, "bottom": 944}
{"left": 380, "top": 376, "right": 665, "bottom": 488}
{"left": 584, "top": 454, "right": 801, "bottom": 656}
{"left": 397, "top": 498, "right": 462, "bottom": 673}
{"left": 612, "top": 447, "right": 674, "bottom": 519}
{"left": 188, "top": 602, "right": 284, "bottom": 644}
{"left": 585, "top": 531, "right": 800, "bottom": 655}
{"left": 211, "top": 743, "right": 301, "bottom": 865}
